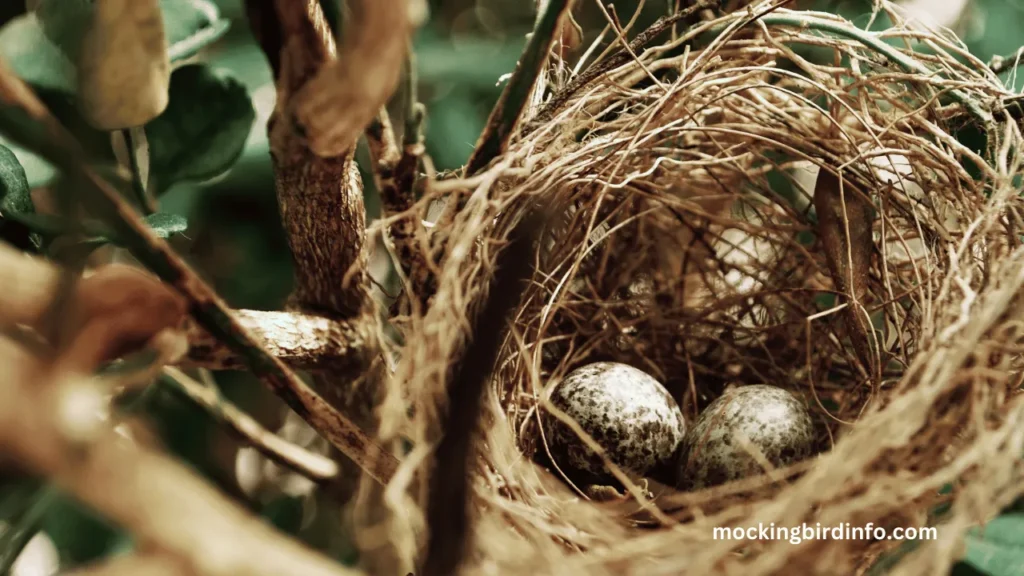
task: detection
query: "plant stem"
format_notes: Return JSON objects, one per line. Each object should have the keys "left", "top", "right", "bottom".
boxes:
{"left": 123, "top": 127, "right": 156, "bottom": 215}
{"left": 402, "top": 50, "right": 423, "bottom": 149}
{"left": 162, "top": 367, "right": 339, "bottom": 482}
{"left": 423, "top": 210, "right": 542, "bottom": 576}
{"left": 989, "top": 47, "right": 1024, "bottom": 76}
{"left": 463, "top": 0, "right": 572, "bottom": 176}
{"left": 365, "top": 51, "right": 434, "bottom": 313}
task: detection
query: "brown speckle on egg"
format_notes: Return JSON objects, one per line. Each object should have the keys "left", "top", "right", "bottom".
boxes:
{"left": 541, "top": 362, "right": 685, "bottom": 480}
{"left": 677, "top": 384, "right": 815, "bottom": 490}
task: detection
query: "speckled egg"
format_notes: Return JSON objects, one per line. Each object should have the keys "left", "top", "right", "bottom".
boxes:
{"left": 677, "top": 385, "right": 815, "bottom": 490}
{"left": 542, "top": 362, "right": 686, "bottom": 479}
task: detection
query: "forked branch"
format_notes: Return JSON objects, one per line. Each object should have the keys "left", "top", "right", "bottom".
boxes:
{"left": 0, "top": 59, "right": 399, "bottom": 485}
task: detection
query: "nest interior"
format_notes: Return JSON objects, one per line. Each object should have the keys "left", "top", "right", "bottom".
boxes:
{"left": 367, "top": 3, "right": 1024, "bottom": 574}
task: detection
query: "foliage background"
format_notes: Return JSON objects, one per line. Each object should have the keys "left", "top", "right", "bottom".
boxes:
{"left": 0, "top": 0, "right": 1023, "bottom": 574}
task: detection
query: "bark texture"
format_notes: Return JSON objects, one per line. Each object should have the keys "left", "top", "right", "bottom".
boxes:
{"left": 185, "top": 309, "right": 373, "bottom": 372}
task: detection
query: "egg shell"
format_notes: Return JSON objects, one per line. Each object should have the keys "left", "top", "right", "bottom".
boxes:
{"left": 678, "top": 385, "right": 815, "bottom": 490}
{"left": 542, "top": 362, "right": 685, "bottom": 479}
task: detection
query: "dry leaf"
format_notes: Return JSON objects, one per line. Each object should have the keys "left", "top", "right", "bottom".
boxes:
{"left": 78, "top": 0, "right": 170, "bottom": 129}
{"left": 290, "top": 0, "right": 412, "bottom": 157}
{"left": 813, "top": 167, "right": 876, "bottom": 374}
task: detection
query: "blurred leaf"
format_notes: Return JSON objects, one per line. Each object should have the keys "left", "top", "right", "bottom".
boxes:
{"left": 0, "top": 486, "right": 58, "bottom": 575}
{"left": 0, "top": 0, "right": 228, "bottom": 96}
{"left": 145, "top": 64, "right": 255, "bottom": 193}
{"left": 415, "top": 35, "right": 524, "bottom": 88}
{"left": 0, "top": 14, "right": 76, "bottom": 93}
{"left": 35, "top": 0, "right": 92, "bottom": 55}
{"left": 962, "top": 513, "right": 1024, "bottom": 576}
{"left": 42, "top": 496, "right": 121, "bottom": 566}
{"left": 426, "top": 89, "right": 486, "bottom": 170}
{"left": 161, "top": 0, "right": 231, "bottom": 62}
{"left": 36, "top": 89, "right": 115, "bottom": 163}
{"left": 967, "top": 0, "right": 1024, "bottom": 66}
{"left": 260, "top": 496, "right": 305, "bottom": 536}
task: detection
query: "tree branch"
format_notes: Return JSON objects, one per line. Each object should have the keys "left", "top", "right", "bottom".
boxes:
{"left": 989, "top": 46, "right": 1024, "bottom": 76}
{"left": 423, "top": 211, "right": 543, "bottom": 576}
{"left": 365, "top": 55, "right": 433, "bottom": 314}
{"left": 245, "top": 0, "right": 414, "bottom": 493}
{"left": 184, "top": 309, "right": 373, "bottom": 373}
{"left": 255, "top": 0, "right": 411, "bottom": 317}
{"left": 0, "top": 242, "right": 373, "bottom": 373}
{"left": 0, "top": 59, "right": 399, "bottom": 485}
{"left": 162, "top": 367, "right": 340, "bottom": 483}
{"left": 247, "top": 0, "right": 369, "bottom": 318}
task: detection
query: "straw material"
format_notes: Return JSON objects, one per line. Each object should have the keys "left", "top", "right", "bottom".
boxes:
{"left": 366, "top": 3, "right": 1024, "bottom": 574}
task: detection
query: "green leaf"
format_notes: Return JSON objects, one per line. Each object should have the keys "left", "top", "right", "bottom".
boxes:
{"left": 0, "top": 143, "right": 34, "bottom": 218}
{"left": 0, "top": 143, "right": 44, "bottom": 250}
{"left": 141, "top": 212, "right": 188, "bottom": 238}
{"left": 145, "top": 64, "right": 255, "bottom": 192}
{"left": 962, "top": 513, "right": 1024, "bottom": 576}
{"left": 0, "top": 0, "right": 229, "bottom": 96}
{"left": 52, "top": 212, "right": 189, "bottom": 261}
{"left": 0, "top": 157, "right": 184, "bottom": 253}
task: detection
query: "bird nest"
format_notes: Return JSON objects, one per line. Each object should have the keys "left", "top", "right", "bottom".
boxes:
{"left": 372, "top": 2, "right": 1024, "bottom": 574}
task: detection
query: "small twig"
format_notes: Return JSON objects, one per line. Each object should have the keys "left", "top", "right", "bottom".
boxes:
{"left": 401, "top": 50, "right": 424, "bottom": 150}
{"left": 123, "top": 127, "right": 156, "bottom": 215}
{"left": 530, "top": 0, "right": 716, "bottom": 128}
{"left": 463, "top": 0, "right": 573, "bottom": 176}
{"left": 422, "top": 210, "right": 544, "bottom": 576}
{"left": 989, "top": 47, "right": 1024, "bottom": 76}
{"left": 365, "top": 53, "right": 433, "bottom": 313}
{"left": 365, "top": 111, "right": 401, "bottom": 176}
{"left": 0, "top": 60, "right": 399, "bottom": 486}
{"left": 162, "top": 367, "right": 339, "bottom": 483}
